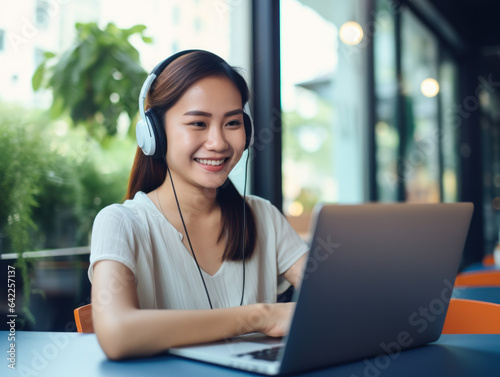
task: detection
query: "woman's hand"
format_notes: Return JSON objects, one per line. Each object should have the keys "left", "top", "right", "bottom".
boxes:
{"left": 256, "top": 302, "right": 296, "bottom": 337}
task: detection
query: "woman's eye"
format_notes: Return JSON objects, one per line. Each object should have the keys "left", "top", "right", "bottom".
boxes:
{"left": 190, "top": 122, "right": 207, "bottom": 127}
{"left": 227, "top": 120, "right": 242, "bottom": 127}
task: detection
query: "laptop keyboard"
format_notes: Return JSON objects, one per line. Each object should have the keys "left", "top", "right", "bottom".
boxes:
{"left": 237, "top": 346, "right": 283, "bottom": 362}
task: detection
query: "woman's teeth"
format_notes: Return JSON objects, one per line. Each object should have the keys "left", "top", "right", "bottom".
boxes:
{"left": 196, "top": 158, "right": 225, "bottom": 166}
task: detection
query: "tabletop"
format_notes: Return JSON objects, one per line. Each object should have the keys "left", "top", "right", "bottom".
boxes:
{"left": 2, "top": 331, "right": 500, "bottom": 377}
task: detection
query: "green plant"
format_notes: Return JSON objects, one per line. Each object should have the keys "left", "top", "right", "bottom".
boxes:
{"left": 32, "top": 22, "right": 151, "bottom": 139}
{"left": 0, "top": 21, "right": 148, "bottom": 329}
{"left": 0, "top": 103, "right": 135, "bottom": 327}
{"left": 0, "top": 104, "right": 54, "bottom": 325}
{"left": 30, "top": 125, "right": 135, "bottom": 248}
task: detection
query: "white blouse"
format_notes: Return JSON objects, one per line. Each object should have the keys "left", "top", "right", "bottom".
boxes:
{"left": 88, "top": 191, "right": 309, "bottom": 310}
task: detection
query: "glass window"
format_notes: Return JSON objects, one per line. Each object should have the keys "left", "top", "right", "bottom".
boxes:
{"left": 34, "top": 47, "right": 44, "bottom": 69}
{"left": 172, "top": 5, "right": 180, "bottom": 24}
{"left": 439, "top": 52, "right": 459, "bottom": 203}
{"left": 0, "top": 0, "right": 253, "bottom": 332}
{"left": 0, "top": 29, "right": 4, "bottom": 51}
{"left": 35, "top": 0, "right": 51, "bottom": 29}
{"left": 374, "top": 0, "right": 399, "bottom": 201}
{"left": 280, "top": 0, "right": 338, "bottom": 236}
{"left": 401, "top": 11, "right": 440, "bottom": 202}
{"left": 281, "top": 0, "right": 370, "bottom": 237}
{"left": 0, "top": 0, "right": 252, "bottom": 250}
{"left": 479, "top": 72, "right": 500, "bottom": 255}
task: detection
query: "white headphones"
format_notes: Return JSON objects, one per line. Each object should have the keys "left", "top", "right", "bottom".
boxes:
{"left": 136, "top": 50, "right": 254, "bottom": 159}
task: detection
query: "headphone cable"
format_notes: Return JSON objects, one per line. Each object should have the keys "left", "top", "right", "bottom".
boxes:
{"left": 164, "top": 161, "right": 249, "bottom": 309}
{"left": 161, "top": 148, "right": 249, "bottom": 309}
{"left": 240, "top": 150, "right": 249, "bottom": 305}
{"left": 166, "top": 165, "right": 214, "bottom": 309}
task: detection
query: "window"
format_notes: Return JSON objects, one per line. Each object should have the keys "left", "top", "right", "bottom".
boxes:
{"left": 194, "top": 17, "right": 202, "bottom": 33}
{"left": 281, "top": 0, "right": 371, "bottom": 236}
{"left": 34, "top": 47, "right": 44, "bottom": 68}
{"left": 280, "top": 0, "right": 338, "bottom": 236}
{"left": 373, "top": 0, "right": 399, "bottom": 201}
{"left": 172, "top": 5, "right": 180, "bottom": 24}
{"left": 0, "top": 0, "right": 252, "bottom": 247}
{"left": 0, "top": 29, "right": 4, "bottom": 51}
{"left": 374, "top": 4, "right": 460, "bottom": 204}
{"left": 35, "top": 0, "right": 50, "bottom": 29}
{"left": 400, "top": 11, "right": 440, "bottom": 202}
{"left": 439, "top": 52, "right": 459, "bottom": 203}
{"left": 479, "top": 57, "right": 500, "bottom": 256}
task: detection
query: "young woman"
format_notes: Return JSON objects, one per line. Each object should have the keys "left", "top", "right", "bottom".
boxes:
{"left": 89, "top": 50, "right": 309, "bottom": 360}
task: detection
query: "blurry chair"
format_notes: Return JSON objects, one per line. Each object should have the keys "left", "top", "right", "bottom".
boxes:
{"left": 442, "top": 298, "right": 500, "bottom": 334}
{"left": 454, "top": 270, "right": 500, "bottom": 287}
{"left": 482, "top": 253, "right": 495, "bottom": 267}
{"left": 74, "top": 304, "right": 94, "bottom": 333}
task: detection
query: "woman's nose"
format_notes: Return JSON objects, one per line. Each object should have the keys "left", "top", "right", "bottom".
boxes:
{"left": 205, "top": 125, "right": 228, "bottom": 151}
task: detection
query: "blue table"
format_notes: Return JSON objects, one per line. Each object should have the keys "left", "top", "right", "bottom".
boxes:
{"left": 2, "top": 331, "right": 500, "bottom": 377}
{"left": 453, "top": 287, "right": 500, "bottom": 305}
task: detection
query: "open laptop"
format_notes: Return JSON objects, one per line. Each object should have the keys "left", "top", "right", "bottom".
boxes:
{"left": 168, "top": 202, "right": 474, "bottom": 375}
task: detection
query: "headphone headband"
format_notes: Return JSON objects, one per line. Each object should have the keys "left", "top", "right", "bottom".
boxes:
{"left": 138, "top": 49, "right": 200, "bottom": 127}
{"left": 150, "top": 49, "right": 201, "bottom": 77}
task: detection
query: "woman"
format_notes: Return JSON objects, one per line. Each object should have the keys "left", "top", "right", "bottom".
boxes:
{"left": 89, "top": 50, "right": 309, "bottom": 360}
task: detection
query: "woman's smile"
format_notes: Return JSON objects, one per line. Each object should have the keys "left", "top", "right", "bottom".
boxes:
{"left": 195, "top": 157, "right": 228, "bottom": 172}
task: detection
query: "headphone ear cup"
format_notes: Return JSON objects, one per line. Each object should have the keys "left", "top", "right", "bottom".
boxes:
{"left": 146, "top": 108, "right": 167, "bottom": 159}
{"left": 243, "top": 112, "right": 253, "bottom": 149}
{"left": 136, "top": 116, "right": 156, "bottom": 156}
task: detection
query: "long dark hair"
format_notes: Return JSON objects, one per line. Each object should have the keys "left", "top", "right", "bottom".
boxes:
{"left": 126, "top": 50, "right": 256, "bottom": 261}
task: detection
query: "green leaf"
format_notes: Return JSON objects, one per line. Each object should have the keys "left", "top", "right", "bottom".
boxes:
{"left": 125, "top": 24, "right": 147, "bottom": 37}
{"left": 44, "top": 51, "right": 56, "bottom": 59}
{"left": 141, "top": 35, "right": 153, "bottom": 44}
{"left": 77, "top": 37, "right": 99, "bottom": 71}
{"left": 49, "top": 96, "right": 65, "bottom": 119}
{"left": 32, "top": 63, "right": 45, "bottom": 91}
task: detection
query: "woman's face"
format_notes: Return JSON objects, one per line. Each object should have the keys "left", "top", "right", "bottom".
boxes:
{"left": 164, "top": 75, "right": 246, "bottom": 190}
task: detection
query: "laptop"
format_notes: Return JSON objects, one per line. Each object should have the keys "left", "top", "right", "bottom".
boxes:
{"left": 168, "top": 202, "right": 474, "bottom": 375}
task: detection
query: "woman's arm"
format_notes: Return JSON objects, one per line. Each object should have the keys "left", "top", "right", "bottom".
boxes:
{"left": 282, "top": 252, "right": 308, "bottom": 288}
{"left": 92, "top": 260, "right": 294, "bottom": 360}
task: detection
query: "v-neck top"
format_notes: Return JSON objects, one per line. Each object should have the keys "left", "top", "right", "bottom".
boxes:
{"left": 88, "top": 191, "right": 309, "bottom": 310}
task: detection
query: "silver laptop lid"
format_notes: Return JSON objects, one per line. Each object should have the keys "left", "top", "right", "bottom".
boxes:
{"left": 280, "top": 202, "right": 473, "bottom": 375}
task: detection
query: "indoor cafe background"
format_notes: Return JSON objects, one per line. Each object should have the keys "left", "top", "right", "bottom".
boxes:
{"left": 0, "top": 0, "right": 499, "bottom": 331}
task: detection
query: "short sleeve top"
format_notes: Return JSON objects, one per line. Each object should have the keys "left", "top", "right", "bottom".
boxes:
{"left": 88, "top": 192, "right": 308, "bottom": 310}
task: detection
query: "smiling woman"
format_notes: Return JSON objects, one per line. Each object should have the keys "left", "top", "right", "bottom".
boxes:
{"left": 164, "top": 76, "right": 246, "bottom": 189}
{"left": 128, "top": 51, "right": 255, "bottom": 263}
{"left": 88, "top": 50, "right": 309, "bottom": 360}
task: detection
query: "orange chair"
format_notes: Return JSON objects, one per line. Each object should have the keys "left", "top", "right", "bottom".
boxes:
{"left": 74, "top": 304, "right": 94, "bottom": 333}
{"left": 483, "top": 253, "right": 495, "bottom": 267}
{"left": 442, "top": 298, "right": 500, "bottom": 334}
{"left": 454, "top": 270, "right": 500, "bottom": 287}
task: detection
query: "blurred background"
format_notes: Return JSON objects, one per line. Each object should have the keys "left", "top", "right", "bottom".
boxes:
{"left": 0, "top": 0, "right": 499, "bottom": 331}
